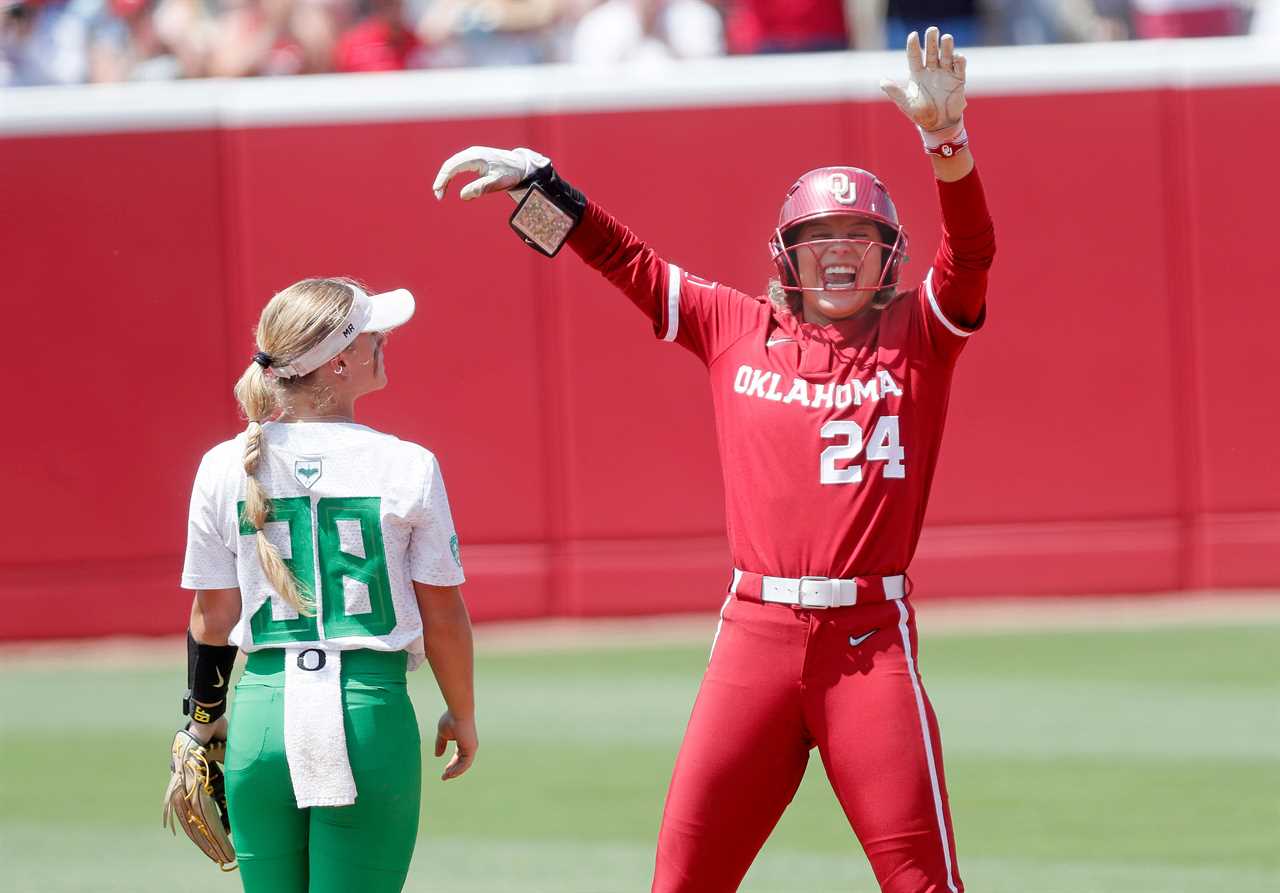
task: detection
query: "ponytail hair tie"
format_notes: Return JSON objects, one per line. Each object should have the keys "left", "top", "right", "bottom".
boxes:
{"left": 252, "top": 351, "right": 274, "bottom": 369}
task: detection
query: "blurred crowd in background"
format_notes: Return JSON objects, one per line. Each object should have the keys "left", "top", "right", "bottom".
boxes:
{"left": 4, "top": 0, "right": 1280, "bottom": 87}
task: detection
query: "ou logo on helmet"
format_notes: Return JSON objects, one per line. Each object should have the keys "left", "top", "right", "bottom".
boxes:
{"left": 829, "top": 173, "right": 857, "bottom": 205}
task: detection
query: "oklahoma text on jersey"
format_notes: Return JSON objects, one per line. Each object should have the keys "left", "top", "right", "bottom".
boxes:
{"left": 732, "top": 365, "right": 904, "bottom": 408}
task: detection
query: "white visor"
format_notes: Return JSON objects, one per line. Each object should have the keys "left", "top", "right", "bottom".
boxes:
{"left": 271, "top": 285, "right": 415, "bottom": 379}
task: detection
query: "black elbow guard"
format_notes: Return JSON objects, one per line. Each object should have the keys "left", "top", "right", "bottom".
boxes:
{"left": 183, "top": 630, "right": 239, "bottom": 725}
{"left": 509, "top": 165, "right": 587, "bottom": 257}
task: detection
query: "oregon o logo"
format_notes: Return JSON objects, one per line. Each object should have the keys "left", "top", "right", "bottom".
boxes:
{"left": 297, "top": 649, "right": 326, "bottom": 671}
{"left": 829, "top": 173, "right": 857, "bottom": 205}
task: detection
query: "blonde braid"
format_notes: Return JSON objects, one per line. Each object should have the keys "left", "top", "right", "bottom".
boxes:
{"left": 230, "top": 278, "right": 359, "bottom": 616}
{"left": 233, "top": 364, "right": 315, "bottom": 616}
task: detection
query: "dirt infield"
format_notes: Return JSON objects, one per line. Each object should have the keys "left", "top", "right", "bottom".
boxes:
{"left": 3, "top": 591, "right": 1278, "bottom": 668}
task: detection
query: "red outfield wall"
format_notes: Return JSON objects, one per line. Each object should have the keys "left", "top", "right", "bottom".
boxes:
{"left": 2, "top": 40, "right": 1277, "bottom": 639}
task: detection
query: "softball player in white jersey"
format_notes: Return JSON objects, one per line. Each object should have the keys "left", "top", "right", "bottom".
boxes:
{"left": 178, "top": 277, "right": 477, "bottom": 892}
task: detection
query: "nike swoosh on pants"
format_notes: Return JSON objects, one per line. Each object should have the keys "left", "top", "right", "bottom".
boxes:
{"left": 849, "top": 629, "right": 878, "bottom": 647}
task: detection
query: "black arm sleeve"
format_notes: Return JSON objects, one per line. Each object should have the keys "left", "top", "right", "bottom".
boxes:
{"left": 184, "top": 630, "right": 238, "bottom": 724}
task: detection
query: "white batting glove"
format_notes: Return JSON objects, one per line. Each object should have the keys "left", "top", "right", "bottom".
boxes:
{"left": 880, "top": 26, "right": 967, "bottom": 143}
{"left": 432, "top": 146, "right": 551, "bottom": 202}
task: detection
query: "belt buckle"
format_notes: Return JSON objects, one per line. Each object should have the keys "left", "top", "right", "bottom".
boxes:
{"left": 797, "top": 576, "right": 835, "bottom": 609}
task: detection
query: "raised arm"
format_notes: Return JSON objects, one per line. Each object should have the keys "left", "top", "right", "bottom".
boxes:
{"left": 880, "top": 26, "right": 974, "bottom": 182}
{"left": 433, "top": 147, "right": 697, "bottom": 344}
{"left": 881, "top": 27, "right": 995, "bottom": 330}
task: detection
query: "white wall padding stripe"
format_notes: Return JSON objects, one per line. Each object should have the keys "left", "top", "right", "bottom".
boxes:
{"left": 4, "top": 37, "right": 1279, "bottom": 136}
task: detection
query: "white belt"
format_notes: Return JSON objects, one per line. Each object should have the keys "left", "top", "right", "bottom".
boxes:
{"left": 730, "top": 568, "right": 907, "bottom": 609}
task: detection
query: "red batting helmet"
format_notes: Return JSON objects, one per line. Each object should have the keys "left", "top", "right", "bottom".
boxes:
{"left": 768, "top": 166, "right": 909, "bottom": 301}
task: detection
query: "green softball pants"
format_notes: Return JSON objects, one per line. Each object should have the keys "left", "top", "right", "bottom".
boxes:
{"left": 224, "top": 648, "right": 421, "bottom": 893}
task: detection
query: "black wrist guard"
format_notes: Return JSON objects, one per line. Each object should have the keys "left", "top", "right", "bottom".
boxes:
{"left": 509, "top": 164, "right": 586, "bottom": 257}
{"left": 183, "top": 630, "right": 239, "bottom": 725}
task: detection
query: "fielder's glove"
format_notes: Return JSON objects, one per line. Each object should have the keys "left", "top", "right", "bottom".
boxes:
{"left": 880, "top": 26, "right": 967, "bottom": 142}
{"left": 161, "top": 729, "right": 236, "bottom": 871}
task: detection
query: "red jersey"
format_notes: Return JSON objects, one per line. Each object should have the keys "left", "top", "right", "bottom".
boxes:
{"left": 336, "top": 19, "right": 423, "bottom": 72}
{"left": 724, "top": 0, "right": 848, "bottom": 53}
{"left": 569, "top": 169, "right": 995, "bottom": 580}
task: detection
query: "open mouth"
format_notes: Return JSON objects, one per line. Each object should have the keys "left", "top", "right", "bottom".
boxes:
{"left": 822, "top": 265, "right": 858, "bottom": 290}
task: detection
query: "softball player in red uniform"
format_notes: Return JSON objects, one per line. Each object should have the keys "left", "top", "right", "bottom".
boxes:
{"left": 436, "top": 27, "right": 992, "bottom": 893}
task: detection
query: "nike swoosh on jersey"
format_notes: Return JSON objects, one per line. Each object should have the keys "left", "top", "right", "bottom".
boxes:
{"left": 214, "top": 667, "right": 226, "bottom": 688}
{"left": 765, "top": 337, "right": 796, "bottom": 348}
{"left": 849, "top": 629, "right": 878, "bottom": 647}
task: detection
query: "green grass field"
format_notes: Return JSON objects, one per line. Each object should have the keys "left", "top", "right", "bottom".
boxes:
{"left": 2, "top": 618, "right": 1278, "bottom": 892}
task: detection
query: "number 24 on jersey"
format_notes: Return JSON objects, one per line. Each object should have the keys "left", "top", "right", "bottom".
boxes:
{"left": 819, "top": 416, "right": 905, "bottom": 484}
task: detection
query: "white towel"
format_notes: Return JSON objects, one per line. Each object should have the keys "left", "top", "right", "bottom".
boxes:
{"left": 283, "top": 646, "right": 357, "bottom": 808}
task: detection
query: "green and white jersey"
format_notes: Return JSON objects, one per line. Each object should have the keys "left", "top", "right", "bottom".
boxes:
{"left": 181, "top": 421, "right": 465, "bottom": 670}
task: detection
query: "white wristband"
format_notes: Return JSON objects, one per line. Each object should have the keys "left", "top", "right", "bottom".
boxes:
{"left": 920, "top": 121, "right": 966, "bottom": 150}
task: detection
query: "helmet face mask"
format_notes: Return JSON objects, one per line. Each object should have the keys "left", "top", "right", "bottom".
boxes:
{"left": 777, "top": 227, "right": 904, "bottom": 296}
{"left": 769, "top": 167, "right": 909, "bottom": 307}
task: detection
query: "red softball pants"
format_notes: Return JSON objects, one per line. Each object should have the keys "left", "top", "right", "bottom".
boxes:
{"left": 651, "top": 595, "right": 963, "bottom": 893}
